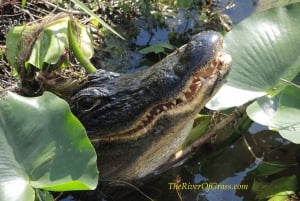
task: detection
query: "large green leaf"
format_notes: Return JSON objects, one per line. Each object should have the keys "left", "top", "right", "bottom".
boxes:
{"left": 206, "top": 3, "right": 300, "bottom": 142}
{"left": 0, "top": 92, "right": 98, "bottom": 201}
{"left": 207, "top": 3, "right": 300, "bottom": 109}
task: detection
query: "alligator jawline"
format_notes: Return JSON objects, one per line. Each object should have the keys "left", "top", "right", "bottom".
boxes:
{"left": 91, "top": 51, "right": 231, "bottom": 143}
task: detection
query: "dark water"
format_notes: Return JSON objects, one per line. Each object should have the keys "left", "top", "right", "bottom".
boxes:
{"left": 117, "top": 122, "right": 300, "bottom": 201}
{"left": 222, "top": 0, "right": 257, "bottom": 24}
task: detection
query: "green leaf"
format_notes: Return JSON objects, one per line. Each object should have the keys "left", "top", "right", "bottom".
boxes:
{"left": 207, "top": 3, "right": 300, "bottom": 110}
{"left": 269, "top": 86, "right": 300, "bottom": 142}
{"left": 139, "top": 41, "right": 174, "bottom": 55}
{"left": 267, "top": 191, "right": 296, "bottom": 201}
{"left": 256, "top": 0, "right": 300, "bottom": 11}
{"left": 21, "top": 0, "right": 26, "bottom": 8}
{"left": 246, "top": 95, "right": 278, "bottom": 127}
{"left": 35, "top": 190, "right": 53, "bottom": 201}
{"left": 27, "top": 17, "right": 70, "bottom": 70}
{"left": 6, "top": 14, "right": 96, "bottom": 73}
{"left": 176, "top": 0, "right": 193, "bottom": 8}
{"left": 0, "top": 92, "right": 98, "bottom": 201}
{"left": 252, "top": 162, "right": 287, "bottom": 177}
{"left": 71, "top": 0, "right": 125, "bottom": 40}
{"left": 6, "top": 25, "right": 37, "bottom": 70}
{"left": 207, "top": 85, "right": 265, "bottom": 110}
{"left": 247, "top": 86, "right": 300, "bottom": 143}
{"left": 252, "top": 175, "right": 297, "bottom": 200}
{"left": 178, "top": 115, "right": 211, "bottom": 150}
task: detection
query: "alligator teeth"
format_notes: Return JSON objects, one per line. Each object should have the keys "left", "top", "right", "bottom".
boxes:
{"left": 156, "top": 109, "right": 161, "bottom": 114}
{"left": 218, "top": 55, "right": 223, "bottom": 63}
{"left": 179, "top": 95, "right": 187, "bottom": 102}
{"left": 199, "top": 77, "right": 206, "bottom": 82}
{"left": 194, "top": 81, "right": 201, "bottom": 86}
{"left": 219, "top": 53, "right": 232, "bottom": 63}
{"left": 162, "top": 105, "right": 168, "bottom": 111}
{"left": 186, "top": 88, "right": 192, "bottom": 93}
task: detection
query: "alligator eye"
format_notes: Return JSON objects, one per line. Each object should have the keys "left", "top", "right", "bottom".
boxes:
{"left": 77, "top": 97, "right": 98, "bottom": 111}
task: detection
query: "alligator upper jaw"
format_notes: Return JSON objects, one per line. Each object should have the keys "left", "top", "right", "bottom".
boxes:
{"left": 69, "top": 31, "right": 231, "bottom": 139}
{"left": 91, "top": 50, "right": 232, "bottom": 143}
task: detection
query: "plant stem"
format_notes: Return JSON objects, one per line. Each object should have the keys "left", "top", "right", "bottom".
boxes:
{"left": 68, "top": 18, "right": 97, "bottom": 73}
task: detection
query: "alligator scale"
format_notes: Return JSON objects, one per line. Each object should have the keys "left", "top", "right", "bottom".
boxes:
{"left": 70, "top": 31, "right": 232, "bottom": 182}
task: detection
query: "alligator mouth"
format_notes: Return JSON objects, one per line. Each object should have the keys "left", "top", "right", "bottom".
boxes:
{"left": 91, "top": 51, "right": 231, "bottom": 143}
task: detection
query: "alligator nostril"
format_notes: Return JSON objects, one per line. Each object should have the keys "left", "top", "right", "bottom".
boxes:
{"left": 174, "top": 64, "right": 185, "bottom": 76}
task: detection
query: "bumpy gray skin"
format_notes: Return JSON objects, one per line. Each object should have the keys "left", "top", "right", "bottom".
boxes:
{"left": 69, "top": 31, "right": 231, "bottom": 182}
{"left": 70, "top": 31, "right": 221, "bottom": 136}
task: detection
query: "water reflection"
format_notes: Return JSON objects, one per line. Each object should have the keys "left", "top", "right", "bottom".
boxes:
{"left": 222, "top": 0, "right": 256, "bottom": 24}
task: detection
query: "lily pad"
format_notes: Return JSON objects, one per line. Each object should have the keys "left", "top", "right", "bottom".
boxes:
{"left": 0, "top": 92, "right": 98, "bottom": 201}
{"left": 247, "top": 85, "right": 300, "bottom": 143}
{"left": 206, "top": 3, "right": 300, "bottom": 142}
{"left": 207, "top": 3, "right": 300, "bottom": 109}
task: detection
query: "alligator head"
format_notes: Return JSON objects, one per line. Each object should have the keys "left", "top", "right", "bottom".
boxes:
{"left": 69, "top": 31, "right": 232, "bottom": 182}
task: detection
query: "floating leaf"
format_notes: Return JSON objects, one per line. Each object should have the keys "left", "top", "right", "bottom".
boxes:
{"left": 251, "top": 162, "right": 287, "bottom": 177}
{"left": 139, "top": 41, "right": 174, "bottom": 54}
{"left": 247, "top": 85, "right": 300, "bottom": 143}
{"left": 269, "top": 86, "right": 300, "bottom": 142}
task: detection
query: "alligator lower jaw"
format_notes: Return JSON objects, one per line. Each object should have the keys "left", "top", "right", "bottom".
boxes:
{"left": 91, "top": 51, "right": 232, "bottom": 143}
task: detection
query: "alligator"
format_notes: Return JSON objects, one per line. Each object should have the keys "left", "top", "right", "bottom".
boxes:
{"left": 69, "top": 31, "right": 232, "bottom": 182}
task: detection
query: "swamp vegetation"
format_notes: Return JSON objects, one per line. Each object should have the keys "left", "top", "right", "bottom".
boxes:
{"left": 0, "top": 0, "right": 300, "bottom": 201}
